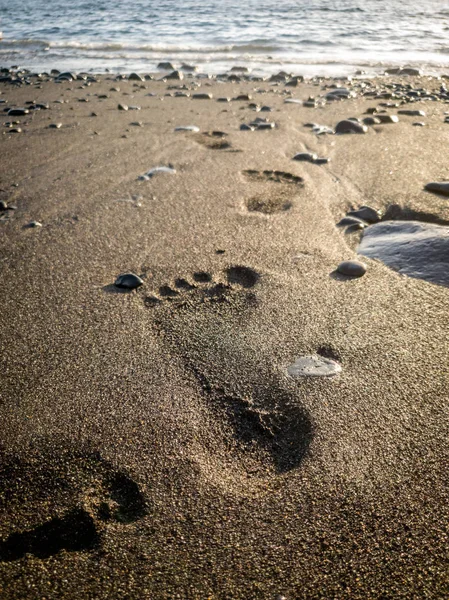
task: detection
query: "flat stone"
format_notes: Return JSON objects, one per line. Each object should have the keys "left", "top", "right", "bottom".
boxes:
{"left": 337, "top": 216, "right": 367, "bottom": 226}
{"left": 240, "top": 124, "right": 255, "bottom": 131}
{"left": 335, "top": 120, "right": 367, "bottom": 134}
{"left": 413, "top": 122, "right": 426, "bottom": 127}
{"left": 192, "top": 93, "right": 213, "bottom": 100}
{"left": 359, "top": 220, "right": 449, "bottom": 287}
{"left": 288, "top": 355, "right": 342, "bottom": 378}
{"left": 376, "top": 114, "right": 399, "bottom": 124}
{"left": 284, "top": 99, "right": 303, "bottom": 104}
{"left": 49, "top": 123, "right": 62, "bottom": 129}
{"left": 425, "top": 182, "right": 449, "bottom": 196}
{"left": 217, "top": 97, "right": 231, "bottom": 102}
{"left": 27, "top": 220, "right": 42, "bottom": 228}
{"left": 347, "top": 206, "right": 382, "bottom": 224}
{"left": 114, "top": 273, "right": 143, "bottom": 289}
{"left": 293, "top": 152, "right": 318, "bottom": 163}
{"left": 398, "top": 109, "right": 426, "bottom": 116}
{"left": 337, "top": 260, "right": 367, "bottom": 277}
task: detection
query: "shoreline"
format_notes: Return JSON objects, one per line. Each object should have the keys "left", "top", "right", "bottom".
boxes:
{"left": 0, "top": 67, "right": 448, "bottom": 598}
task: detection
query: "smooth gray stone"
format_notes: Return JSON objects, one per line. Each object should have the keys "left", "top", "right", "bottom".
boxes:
{"left": 192, "top": 93, "right": 213, "bottom": 100}
{"left": 49, "top": 123, "right": 62, "bottom": 129}
{"left": 335, "top": 120, "right": 367, "bottom": 134}
{"left": 376, "top": 114, "right": 399, "bottom": 123}
{"left": 118, "top": 104, "right": 128, "bottom": 111}
{"left": 114, "top": 273, "right": 143, "bottom": 289}
{"left": 240, "top": 124, "right": 255, "bottom": 131}
{"left": 217, "top": 97, "right": 231, "bottom": 102}
{"left": 233, "top": 94, "right": 252, "bottom": 101}
{"left": 398, "top": 109, "right": 426, "bottom": 116}
{"left": 359, "top": 221, "right": 449, "bottom": 287}
{"left": 348, "top": 206, "right": 382, "bottom": 224}
{"left": 337, "top": 216, "right": 367, "bottom": 226}
{"left": 337, "top": 260, "right": 367, "bottom": 277}
{"left": 425, "top": 182, "right": 449, "bottom": 196}
{"left": 128, "top": 73, "right": 144, "bottom": 81}
{"left": 288, "top": 355, "right": 342, "bottom": 378}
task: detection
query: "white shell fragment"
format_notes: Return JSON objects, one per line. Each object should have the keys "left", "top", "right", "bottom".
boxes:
{"left": 288, "top": 355, "right": 342, "bottom": 378}
{"left": 174, "top": 125, "right": 200, "bottom": 132}
{"left": 138, "top": 166, "right": 176, "bottom": 180}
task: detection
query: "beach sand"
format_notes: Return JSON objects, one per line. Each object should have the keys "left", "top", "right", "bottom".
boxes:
{"left": 0, "top": 71, "right": 448, "bottom": 599}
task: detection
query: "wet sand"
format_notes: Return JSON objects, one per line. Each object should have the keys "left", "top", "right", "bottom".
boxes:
{"left": 0, "top": 70, "right": 448, "bottom": 599}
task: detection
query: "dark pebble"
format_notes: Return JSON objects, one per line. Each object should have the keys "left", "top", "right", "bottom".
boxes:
{"left": 114, "top": 273, "right": 144, "bottom": 289}
{"left": 337, "top": 260, "right": 367, "bottom": 277}
{"left": 335, "top": 120, "right": 367, "bottom": 134}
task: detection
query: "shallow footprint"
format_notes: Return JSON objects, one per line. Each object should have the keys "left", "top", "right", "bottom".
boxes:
{"left": 143, "top": 265, "right": 313, "bottom": 477}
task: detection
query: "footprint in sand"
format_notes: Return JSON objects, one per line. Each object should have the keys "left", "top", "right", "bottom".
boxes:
{"left": 143, "top": 265, "right": 313, "bottom": 475}
{"left": 144, "top": 266, "right": 260, "bottom": 307}
{"left": 193, "top": 131, "right": 232, "bottom": 150}
{"left": 0, "top": 445, "right": 148, "bottom": 561}
{"left": 242, "top": 170, "right": 304, "bottom": 214}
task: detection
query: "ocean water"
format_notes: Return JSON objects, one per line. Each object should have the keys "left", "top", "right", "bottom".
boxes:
{"left": 1, "top": 0, "right": 449, "bottom": 76}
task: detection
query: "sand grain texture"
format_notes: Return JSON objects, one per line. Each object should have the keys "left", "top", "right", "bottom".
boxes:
{"left": 0, "top": 74, "right": 448, "bottom": 599}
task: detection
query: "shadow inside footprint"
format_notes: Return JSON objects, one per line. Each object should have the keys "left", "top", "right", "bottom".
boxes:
{"left": 0, "top": 444, "right": 148, "bottom": 561}
{"left": 226, "top": 265, "right": 260, "bottom": 288}
{"left": 243, "top": 169, "right": 303, "bottom": 185}
{"left": 102, "top": 472, "right": 148, "bottom": 523}
{"left": 0, "top": 508, "right": 99, "bottom": 561}
{"left": 191, "top": 367, "right": 313, "bottom": 474}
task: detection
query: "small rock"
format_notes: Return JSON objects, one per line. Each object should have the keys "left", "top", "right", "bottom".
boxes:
{"left": 288, "top": 355, "right": 342, "bottom": 378}
{"left": 27, "top": 221, "right": 42, "bottom": 228}
{"left": 335, "top": 120, "right": 367, "bottom": 134}
{"left": 114, "top": 273, "right": 143, "bottom": 289}
{"left": 128, "top": 73, "right": 144, "bottom": 81}
{"left": 49, "top": 123, "right": 62, "bottom": 129}
{"left": 337, "top": 216, "right": 367, "bottom": 226}
{"left": 337, "top": 260, "right": 367, "bottom": 277}
{"left": 398, "top": 109, "right": 425, "bottom": 117}
{"left": 376, "top": 114, "right": 399, "bottom": 124}
{"left": 217, "top": 97, "right": 231, "bottom": 102}
{"left": 8, "top": 108, "right": 29, "bottom": 116}
{"left": 347, "top": 206, "right": 381, "bottom": 224}
{"left": 240, "top": 124, "right": 255, "bottom": 131}
{"left": 166, "top": 70, "right": 183, "bottom": 80}
{"left": 118, "top": 104, "right": 128, "bottom": 111}
{"left": 192, "top": 93, "right": 213, "bottom": 100}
